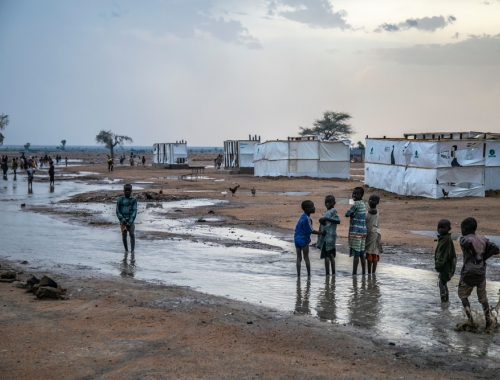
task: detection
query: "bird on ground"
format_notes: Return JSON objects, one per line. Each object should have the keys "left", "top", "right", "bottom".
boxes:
{"left": 159, "top": 189, "right": 163, "bottom": 194}
{"left": 221, "top": 191, "right": 228, "bottom": 197}
{"left": 229, "top": 185, "right": 240, "bottom": 196}
{"left": 442, "top": 188, "right": 449, "bottom": 199}
{"left": 251, "top": 188, "right": 256, "bottom": 197}
{"left": 145, "top": 192, "right": 153, "bottom": 200}
{"left": 21, "top": 203, "right": 26, "bottom": 208}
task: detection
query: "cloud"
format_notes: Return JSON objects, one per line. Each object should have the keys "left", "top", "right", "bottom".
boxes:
{"left": 374, "top": 15, "right": 456, "bottom": 33}
{"left": 267, "top": 0, "right": 350, "bottom": 30}
{"left": 367, "top": 34, "right": 500, "bottom": 66}
{"left": 126, "top": 0, "right": 261, "bottom": 49}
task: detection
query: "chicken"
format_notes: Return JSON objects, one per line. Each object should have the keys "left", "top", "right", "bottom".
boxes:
{"left": 145, "top": 192, "right": 154, "bottom": 200}
{"left": 221, "top": 191, "right": 228, "bottom": 197}
{"left": 229, "top": 185, "right": 240, "bottom": 196}
{"left": 251, "top": 188, "right": 256, "bottom": 197}
{"left": 159, "top": 189, "right": 163, "bottom": 194}
{"left": 21, "top": 203, "right": 26, "bottom": 208}
{"left": 442, "top": 188, "right": 449, "bottom": 199}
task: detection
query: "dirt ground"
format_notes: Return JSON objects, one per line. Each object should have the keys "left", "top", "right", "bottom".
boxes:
{"left": 1, "top": 150, "right": 500, "bottom": 379}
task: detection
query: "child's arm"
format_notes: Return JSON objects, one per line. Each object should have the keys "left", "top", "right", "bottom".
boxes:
{"left": 116, "top": 200, "right": 127, "bottom": 224}
{"left": 484, "top": 241, "right": 500, "bottom": 260}
{"left": 345, "top": 205, "right": 357, "bottom": 218}
{"left": 128, "top": 199, "right": 138, "bottom": 225}
{"left": 311, "top": 230, "right": 326, "bottom": 236}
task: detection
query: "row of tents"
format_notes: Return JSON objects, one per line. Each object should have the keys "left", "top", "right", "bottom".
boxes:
{"left": 152, "top": 131, "right": 500, "bottom": 199}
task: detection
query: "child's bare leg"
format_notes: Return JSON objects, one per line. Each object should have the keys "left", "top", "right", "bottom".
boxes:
{"left": 296, "top": 248, "right": 303, "bottom": 276}
{"left": 122, "top": 230, "right": 129, "bottom": 252}
{"left": 482, "top": 302, "right": 492, "bottom": 330}
{"left": 331, "top": 256, "right": 335, "bottom": 275}
{"left": 352, "top": 256, "right": 359, "bottom": 275}
{"left": 303, "top": 246, "right": 311, "bottom": 276}
{"left": 372, "top": 261, "right": 377, "bottom": 273}
{"left": 324, "top": 257, "right": 330, "bottom": 275}
{"left": 129, "top": 230, "right": 135, "bottom": 252}
{"left": 461, "top": 298, "right": 474, "bottom": 323}
{"left": 438, "top": 278, "right": 448, "bottom": 303}
{"left": 367, "top": 259, "right": 372, "bottom": 274}
{"left": 360, "top": 254, "right": 366, "bottom": 275}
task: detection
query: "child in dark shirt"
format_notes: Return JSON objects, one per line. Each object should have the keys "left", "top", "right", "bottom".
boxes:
{"left": 458, "top": 217, "right": 499, "bottom": 331}
{"left": 434, "top": 219, "right": 457, "bottom": 303}
{"left": 294, "top": 200, "right": 325, "bottom": 277}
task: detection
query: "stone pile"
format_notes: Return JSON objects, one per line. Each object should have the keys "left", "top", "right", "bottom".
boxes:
{"left": 25, "top": 275, "right": 67, "bottom": 300}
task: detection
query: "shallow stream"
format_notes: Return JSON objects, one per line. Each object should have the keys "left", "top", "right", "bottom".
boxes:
{"left": 1, "top": 175, "right": 500, "bottom": 360}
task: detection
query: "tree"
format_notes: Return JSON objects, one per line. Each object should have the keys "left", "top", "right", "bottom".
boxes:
{"left": 0, "top": 113, "right": 9, "bottom": 146}
{"left": 299, "top": 111, "right": 354, "bottom": 140}
{"left": 95, "top": 130, "right": 133, "bottom": 158}
{"left": 58, "top": 139, "right": 67, "bottom": 150}
{"left": 356, "top": 141, "right": 365, "bottom": 150}
{"left": 24, "top": 142, "right": 31, "bottom": 150}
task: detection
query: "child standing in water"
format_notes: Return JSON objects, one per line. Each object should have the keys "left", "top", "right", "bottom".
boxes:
{"left": 116, "top": 184, "right": 138, "bottom": 253}
{"left": 434, "top": 219, "right": 457, "bottom": 303}
{"left": 345, "top": 187, "right": 367, "bottom": 275}
{"left": 316, "top": 195, "right": 340, "bottom": 275}
{"left": 294, "top": 200, "right": 325, "bottom": 277}
{"left": 458, "top": 217, "right": 499, "bottom": 331}
{"left": 365, "top": 194, "right": 383, "bottom": 274}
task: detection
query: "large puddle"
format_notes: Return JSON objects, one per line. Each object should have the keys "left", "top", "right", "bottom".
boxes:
{"left": 1, "top": 176, "right": 500, "bottom": 359}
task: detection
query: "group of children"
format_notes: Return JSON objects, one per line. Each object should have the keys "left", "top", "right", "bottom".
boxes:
{"left": 293, "top": 185, "right": 499, "bottom": 331}
{"left": 294, "top": 186, "right": 382, "bottom": 277}
{"left": 434, "top": 217, "right": 499, "bottom": 331}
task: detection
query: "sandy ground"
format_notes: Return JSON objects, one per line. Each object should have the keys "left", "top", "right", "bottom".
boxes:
{"left": 2, "top": 151, "right": 500, "bottom": 379}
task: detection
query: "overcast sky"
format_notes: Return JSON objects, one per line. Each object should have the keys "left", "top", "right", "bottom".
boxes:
{"left": 1, "top": 0, "right": 499, "bottom": 147}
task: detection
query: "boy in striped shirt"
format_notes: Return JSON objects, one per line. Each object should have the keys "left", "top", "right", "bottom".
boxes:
{"left": 345, "top": 187, "right": 367, "bottom": 275}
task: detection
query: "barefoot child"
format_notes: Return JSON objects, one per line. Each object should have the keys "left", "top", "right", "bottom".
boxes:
{"left": 458, "top": 217, "right": 499, "bottom": 330}
{"left": 345, "top": 187, "right": 367, "bottom": 275}
{"left": 316, "top": 195, "right": 340, "bottom": 275}
{"left": 434, "top": 219, "right": 457, "bottom": 303}
{"left": 116, "top": 184, "right": 138, "bottom": 253}
{"left": 365, "top": 194, "right": 383, "bottom": 274}
{"left": 294, "top": 200, "right": 325, "bottom": 277}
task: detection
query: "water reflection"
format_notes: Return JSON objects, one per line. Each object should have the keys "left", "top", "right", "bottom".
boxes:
{"left": 348, "top": 275, "right": 381, "bottom": 328}
{"left": 316, "top": 276, "right": 336, "bottom": 321}
{"left": 295, "top": 278, "right": 311, "bottom": 314}
{"left": 50, "top": 185, "right": 54, "bottom": 193}
{"left": 120, "top": 252, "right": 136, "bottom": 278}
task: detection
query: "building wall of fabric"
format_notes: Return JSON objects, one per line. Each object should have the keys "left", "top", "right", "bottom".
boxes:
{"left": 253, "top": 140, "right": 350, "bottom": 178}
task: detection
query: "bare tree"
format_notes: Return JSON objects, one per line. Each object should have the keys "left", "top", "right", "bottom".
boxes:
{"left": 0, "top": 113, "right": 9, "bottom": 146}
{"left": 299, "top": 111, "right": 354, "bottom": 140}
{"left": 58, "top": 139, "right": 67, "bottom": 150}
{"left": 95, "top": 130, "right": 133, "bottom": 158}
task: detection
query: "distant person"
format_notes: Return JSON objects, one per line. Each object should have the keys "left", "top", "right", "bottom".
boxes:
{"left": 26, "top": 166, "right": 35, "bottom": 189}
{"left": 215, "top": 154, "right": 223, "bottom": 169}
{"left": 129, "top": 156, "right": 134, "bottom": 166}
{"left": 434, "top": 219, "right": 456, "bottom": 303}
{"left": 365, "top": 194, "right": 383, "bottom": 274}
{"left": 119, "top": 155, "right": 125, "bottom": 165}
{"left": 107, "top": 155, "right": 114, "bottom": 171}
{"left": 345, "top": 187, "right": 367, "bottom": 275}
{"left": 48, "top": 160, "right": 55, "bottom": 186}
{"left": 11, "top": 157, "right": 18, "bottom": 175}
{"left": 316, "top": 195, "right": 340, "bottom": 276}
{"left": 1, "top": 159, "right": 8, "bottom": 178}
{"left": 116, "top": 184, "right": 137, "bottom": 253}
{"left": 65, "top": 157, "right": 68, "bottom": 167}
{"left": 142, "top": 156, "right": 146, "bottom": 166}
{"left": 458, "top": 217, "right": 499, "bottom": 331}
{"left": 294, "top": 200, "right": 325, "bottom": 277}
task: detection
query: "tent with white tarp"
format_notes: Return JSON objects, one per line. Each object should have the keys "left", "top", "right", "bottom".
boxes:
{"left": 364, "top": 132, "right": 500, "bottom": 199}
{"left": 152, "top": 142, "right": 188, "bottom": 168}
{"left": 253, "top": 136, "right": 351, "bottom": 178}
{"left": 224, "top": 137, "right": 260, "bottom": 173}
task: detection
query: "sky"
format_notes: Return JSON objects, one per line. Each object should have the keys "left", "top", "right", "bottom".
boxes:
{"left": 1, "top": 0, "right": 499, "bottom": 147}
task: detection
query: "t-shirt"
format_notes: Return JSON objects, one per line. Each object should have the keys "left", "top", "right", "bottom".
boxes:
{"left": 294, "top": 213, "right": 313, "bottom": 243}
{"left": 316, "top": 208, "right": 339, "bottom": 252}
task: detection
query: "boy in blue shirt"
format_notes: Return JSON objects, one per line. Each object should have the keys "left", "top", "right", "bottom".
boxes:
{"left": 294, "top": 200, "right": 325, "bottom": 277}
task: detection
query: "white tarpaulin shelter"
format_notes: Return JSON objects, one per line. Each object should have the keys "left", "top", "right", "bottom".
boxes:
{"left": 152, "top": 142, "right": 188, "bottom": 166}
{"left": 253, "top": 136, "right": 351, "bottom": 178}
{"left": 365, "top": 132, "right": 500, "bottom": 199}
{"left": 224, "top": 138, "right": 260, "bottom": 170}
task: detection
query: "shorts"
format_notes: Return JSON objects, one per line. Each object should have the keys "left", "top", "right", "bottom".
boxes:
{"left": 366, "top": 253, "right": 380, "bottom": 262}
{"left": 320, "top": 245, "right": 336, "bottom": 259}
{"left": 294, "top": 237, "right": 310, "bottom": 249}
{"left": 349, "top": 248, "right": 365, "bottom": 257}
{"left": 458, "top": 279, "right": 488, "bottom": 304}
{"left": 120, "top": 222, "right": 135, "bottom": 234}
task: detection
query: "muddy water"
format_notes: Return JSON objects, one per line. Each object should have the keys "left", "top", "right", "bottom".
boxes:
{"left": 1, "top": 176, "right": 500, "bottom": 359}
